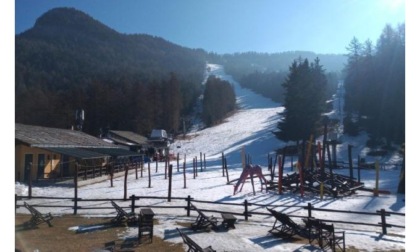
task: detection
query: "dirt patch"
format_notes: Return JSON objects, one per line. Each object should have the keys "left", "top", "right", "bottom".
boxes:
{"left": 15, "top": 214, "right": 185, "bottom": 252}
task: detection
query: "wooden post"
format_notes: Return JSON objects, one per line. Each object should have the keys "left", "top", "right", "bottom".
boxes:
{"left": 322, "top": 117, "right": 328, "bottom": 176}
{"left": 374, "top": 160, "right": 380, "bottom": 196}
{"left": 109, "top": 163, "right": 114, "bottom": 187}
{"left": 332, "top": 140, "right": 337, "bottom": 169}
{"left": 183, "top": 158, "right": 186, "bottom": 189}
{"left": 326, "top": 141, "right": 335, "bottom": 191}
{"left": 281, "top": 148, "right": 286, "bottom": 174}
{"left": 278, "top": 155, "right": 282, "bottom": 194}
{"left": 298, "top": 161, "right": 304, "bottom": 197}
{"left": 28, "top": 162, "right": 32, "bottom": 199}
{"left": 317, "top": 141, "right": 322, "bottom": 170}
{"left": 222, "top": 152, "right": 225, "bottom": 177}
{"left": 244, "top": 200, "right": 249, "bottom": 221}
{"left": 348, "top": 144, "right": 354, "bottom": 183}
{"left": 138, "top": 161, "right": 140, "bottom": 179}
{"left": 140, "top": 161, "right": 143, "bottom": 178}
{"left": 168, "top": 164, "right": 173, "bottom": 202}
{"left": 204, "top": 154, "right": 206, "bottom": 170}
{"left": 177, "top": 153, "right": 180, "bottom": 172}
{"left": 84, "top": 164, "right": 87, "bottom": 180}
{"left": 200, "top": 152, "right": 203, "bottom": 172}
{"left": 357, "top": 155, "right": 361, "bottom": 184}
{"left": 164, "top": 157, "right": 168, "bottom": 179}
{"left": 74, "top": 162, "right": 79, "bottom": 215}
{"left": 186, "top": 195, "right": 191, "bottom": 217}
{"left": 268, "top": 155, "right": 273, "bottom": 181}
{"left": 379, "top": 209, "right": 388, "bottom": 234}
{"left": 148, "top": 161, "right": 151, "bottom": 188}
{"left": 307, "top": 203, "right": 312, "bottom": 218}
{"left": 131, "top": 195, "right": 135, "bottom": 213}
{"left": 241, "top": 146, "right": 246, "bottom": 169}
{"left": 250, "top": 172, "right": 256, "bottom": 195}
{"left": 304, "top": 135, "right": 313, "bottom": 170}
{"left": 272, "top": 155, "right": 277, "bottom": 176}
{"left": 124, "top": 164, "right": 128, "bottom": 200}
{"left": 193, "top": 157, "right": 196, "bottom": 179}
{"left": 155, "top": 158, "right": 158, "bottom": 173}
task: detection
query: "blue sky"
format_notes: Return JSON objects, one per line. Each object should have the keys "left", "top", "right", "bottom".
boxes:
{"left": 14, "top": 0, "right": 405, "bottom": 54}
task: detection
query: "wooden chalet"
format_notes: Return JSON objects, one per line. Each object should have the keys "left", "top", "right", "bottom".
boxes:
{"left": 15, "top": 123, "right": 142, "bottom": 183}
{"left": 101, "top": 130, "right": 149, "bottom": 153}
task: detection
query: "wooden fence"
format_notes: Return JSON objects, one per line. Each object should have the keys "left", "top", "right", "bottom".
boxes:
{"left": 15, "top": 194, "right": 404, "bottom": 235}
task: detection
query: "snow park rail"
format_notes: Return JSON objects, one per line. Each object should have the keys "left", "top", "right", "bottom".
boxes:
{"left": 16, "top": 194, "right": 404, "bottom": 235}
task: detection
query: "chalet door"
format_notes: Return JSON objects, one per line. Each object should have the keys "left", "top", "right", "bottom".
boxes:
{"left": 37, "top": 154, "right": 45, "bottom": 179}
{"left": 24, "top": 154, "right": 33, "bottom": 182}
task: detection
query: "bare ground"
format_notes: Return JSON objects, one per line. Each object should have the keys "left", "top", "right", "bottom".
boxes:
{"left": 14, "top": 214, "right": 404, "bottom": 252}
{"left": 15, "top": 214, "right": 185, "bottom": 252}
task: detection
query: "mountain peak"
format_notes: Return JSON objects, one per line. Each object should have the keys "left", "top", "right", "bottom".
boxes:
{"left": 29, "top": 7, "right": 118, "bottom": 37}
{"left": 35, "top": 7, "right": 94, "bottom": 28}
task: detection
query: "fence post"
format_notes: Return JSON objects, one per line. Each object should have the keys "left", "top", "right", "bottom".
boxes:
{"left": 139, "top": 161, "right": 142, "bottom": 178}
{"left": 186, "top": 195, "right": 191, "bottom": 217}
{"left": 136, "top": 162, "right": 139, "bottom": 179}
{"left": 148, "top": 162, "right": 151, "bottom": 188}
{"left": 177, "top": 153, "right": 180, "bottom": 172}
{"left": 200, "top": 152, "right": 203, "bottom": 172}
{"left": 222, "top": 152, "right": 225, "bottom": 177}
{"left": 307, "top": 203, "right": 312, "bottom": 218}
{"left": 168, "top": 165, "right": 173, "bottom": 202}
{"left": 28, "top": 162, "right": 32, "bottom": 199}
{"left": 379, "top": 209, "right": 388, "bottom": 234}
{"left": 244, "top": 200, "right": 249, "bottom": 221}
{"left": 131, "top": 194, "right": 136, "bottom": 213}
{"left": 124, "top": 164, "right": 128, "bottom": 200}
{"left": 74, "top": 162, "right": 79, "bottom": 215}
{"left": 15, "top": 194, "right": 18, "bottom": 213}
{"left": 183, "top": 158, "right": 186, "bottom": 189}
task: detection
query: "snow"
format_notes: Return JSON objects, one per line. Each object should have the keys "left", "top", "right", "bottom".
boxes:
{"left": 14, "top": 64, "right": 406, "bottom": 251}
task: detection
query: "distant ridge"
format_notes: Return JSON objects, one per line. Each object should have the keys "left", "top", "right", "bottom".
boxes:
{"left": 16, "top": 7, "right": 207, "bottom": 90}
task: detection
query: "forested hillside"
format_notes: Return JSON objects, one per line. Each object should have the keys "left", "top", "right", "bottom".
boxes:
{"left": 15, "top": 7, "right": 207, "bottom": 136}
{"left": 215, "top": 51, "right": 343, "bottom": 104}
{"left": 343, "top": 24, "right": 405, "bottom": 145}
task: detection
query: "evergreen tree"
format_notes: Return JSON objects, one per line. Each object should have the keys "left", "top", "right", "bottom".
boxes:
{"left": 275, "top": 58, "right": 328, "bottom": 142}
{"left": 202, "top": 76, "right": 236, "bottom": 126}
{"left": 343, "top": 23, "right": 405, "bottom": 145}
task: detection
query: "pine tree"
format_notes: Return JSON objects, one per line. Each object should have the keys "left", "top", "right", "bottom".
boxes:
{"left": 275, "top": 58, "right": 328, "bottom": 142}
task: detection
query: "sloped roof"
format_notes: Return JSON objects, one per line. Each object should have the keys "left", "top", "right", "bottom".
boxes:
{"left": 41, "top": 147, "right": 111, "bottom": 160}
{"left": 16, "top": 123, "right": 118, "bottom": 148}
{"left": 108, "top": 130, "right": 148, "bottom": 145}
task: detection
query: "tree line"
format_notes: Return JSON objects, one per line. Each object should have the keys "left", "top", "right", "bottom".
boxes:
{"left": 202, "top": 76, "right": 236, "bottom": 126}
{"left": 274, "top": 23, "right": 404, "bottom": 148}
{"left": 343, "top": 23, "right": 405, "bottom": 146}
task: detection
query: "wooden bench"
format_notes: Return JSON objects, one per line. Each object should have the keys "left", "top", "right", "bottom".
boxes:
{"left": 110, "top": 200, "right": 137, "bottom": 226}
{"left": 266, "top": 207, "right": 305, "bottom": 238}
{"left": 221, "top": 213, "right": 237, "bottom": 229}
{"left": 190, "top": 204, "right": 218, "bottom": 231}
{"left": 176, "top": 228, "right": 216, "bottom": 252}
{"left": 23, "top": 201, "right": 53, "bottom": 228}
{"left": 303, "top": 217, "right": 345, "bottom": 252}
